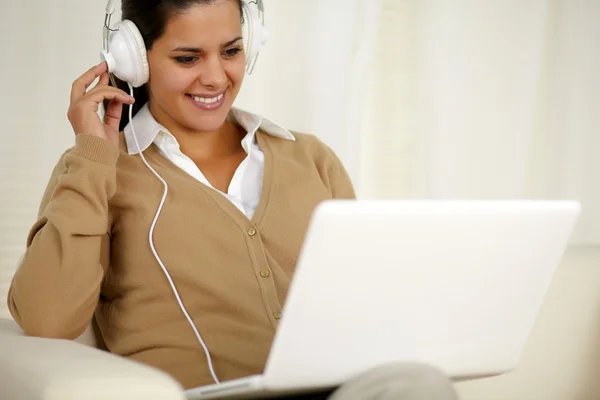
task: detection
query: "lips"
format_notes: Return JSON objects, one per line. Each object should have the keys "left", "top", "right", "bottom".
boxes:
{"left": 186, "top": 92, "right": 226, "bottom": 111}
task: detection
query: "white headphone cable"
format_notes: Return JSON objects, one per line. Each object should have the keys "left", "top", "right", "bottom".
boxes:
{"left": 126, "top": 83, "right": 221, "bottom": 385}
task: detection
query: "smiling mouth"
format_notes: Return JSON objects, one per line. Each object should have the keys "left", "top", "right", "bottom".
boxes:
{"left": 189, "top": 93, "right": 224, "bottom": 104}
{"left": 186, "top": 92, "right": 226, "bottom": 110}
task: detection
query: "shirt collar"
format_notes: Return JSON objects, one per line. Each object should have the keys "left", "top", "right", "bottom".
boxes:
{"left": 123, "top": 103, "right": 295, "bottom": 155}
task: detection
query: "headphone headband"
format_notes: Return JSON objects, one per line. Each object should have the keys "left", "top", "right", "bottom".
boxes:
{"left": 105, "top": 0, "right": 116, "bottom": 14}
{"left": 102, "top": 0, "right": 267, "bottom": 87}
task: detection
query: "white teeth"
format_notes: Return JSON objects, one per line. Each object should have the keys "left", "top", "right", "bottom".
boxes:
{"left": 192, "top": 93, "right": 223, "bottom": 104}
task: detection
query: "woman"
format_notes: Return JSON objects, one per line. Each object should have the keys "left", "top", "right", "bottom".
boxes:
{"left": 6, "top": 1, "right": 459, "bottom": 399}
{"left": 7, "top": 0, "right": 354, "bottom": 390}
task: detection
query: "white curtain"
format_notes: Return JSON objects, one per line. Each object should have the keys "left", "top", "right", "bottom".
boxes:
{"left": 237, "top": 0, "right": 383, "bottom": 182}
{"left": 360, "top": 0, "right": 600, "bottom": 246}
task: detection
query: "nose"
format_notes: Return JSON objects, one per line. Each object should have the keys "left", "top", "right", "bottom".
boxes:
{"left": 198, "top": 55, "right": 227, "bottom": 90}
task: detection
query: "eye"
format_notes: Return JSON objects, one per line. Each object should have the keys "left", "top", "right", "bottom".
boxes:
{"left": 223, "top": 47, "right": 242, "bottom": 58}
{"left": 174, "top": 56, "right": 198, "bottom": 65}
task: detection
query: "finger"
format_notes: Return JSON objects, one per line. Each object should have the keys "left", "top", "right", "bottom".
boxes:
{"left": 70, "top": 62, "right": 108, "bottom": 104}
{"left": 81, "top": 89, "right": 135, "bottom": 109}
{"left": 104, "top": 99, "right": 125, "bottom": 131}
{"left": 99, "top": 72, "right": 110, "bottom": 87}
{"left": 84, "top": 88, "right": 135, "bottom": 105}
{"left": 86, "top": 85, "right": 132, "bottom": 100}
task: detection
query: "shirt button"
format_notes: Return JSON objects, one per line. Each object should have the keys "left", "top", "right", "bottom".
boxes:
{"left": 247, "top": 228, "right": 257, "bottom": 237}
{"left": 273, "top": 312, "right": 282, "bottom": 320}
{"left": 260, "top": 270, "right": 271, "bottom": 278}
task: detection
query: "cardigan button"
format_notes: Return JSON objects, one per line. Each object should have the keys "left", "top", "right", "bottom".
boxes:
{"left": 248, "top": 228, "right": 257, "bottom": 236}
{"left": 260, "top": 269, "right": 271, "bottom": 278}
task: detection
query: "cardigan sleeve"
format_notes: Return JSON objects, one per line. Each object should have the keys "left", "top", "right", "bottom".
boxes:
{"left": 329, "top": 150, "right": 356, "bottom": 199}
{"left": 7, "top": 134, "right": 119, "bottom": 339}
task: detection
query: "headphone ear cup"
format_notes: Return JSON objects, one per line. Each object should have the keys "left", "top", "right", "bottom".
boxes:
{"left": 103, "top": 19, "right": 149, "bottom": 87}
{"left": 242, "top": 1, "right": 267, "bottom": 74}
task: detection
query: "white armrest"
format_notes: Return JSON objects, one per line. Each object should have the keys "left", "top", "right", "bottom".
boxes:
{"left": 0, "top": 318, "right": 186, "bottom": 400}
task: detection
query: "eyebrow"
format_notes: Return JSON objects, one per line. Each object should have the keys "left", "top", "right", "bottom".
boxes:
{"left": 173, "top": 37, "right": 243, "bottom": 53}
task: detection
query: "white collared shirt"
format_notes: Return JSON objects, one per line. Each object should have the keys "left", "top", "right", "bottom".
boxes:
{"left": 124, "top": 104, "right": 295, "bottom": 219}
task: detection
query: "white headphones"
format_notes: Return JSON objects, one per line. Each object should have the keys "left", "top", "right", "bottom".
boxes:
{"left": 101, "top": 0, "right": 268, "bottom": 88}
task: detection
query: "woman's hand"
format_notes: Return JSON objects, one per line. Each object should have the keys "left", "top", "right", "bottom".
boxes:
{"left": 67, "top": 62, "right": 135, "bottom": 147}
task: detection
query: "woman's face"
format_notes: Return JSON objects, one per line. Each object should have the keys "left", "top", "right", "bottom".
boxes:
{"left": 147, "top": 0, "right": 245, "bottom": 134}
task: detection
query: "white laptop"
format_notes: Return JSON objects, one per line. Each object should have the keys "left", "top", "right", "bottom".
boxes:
{"left": 186, "top": 199, "right": 581, "bottom": 399}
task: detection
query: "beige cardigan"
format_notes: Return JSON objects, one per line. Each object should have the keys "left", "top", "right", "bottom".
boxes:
{"left": 8, "top": 130, "right": 355, "bottom": 389}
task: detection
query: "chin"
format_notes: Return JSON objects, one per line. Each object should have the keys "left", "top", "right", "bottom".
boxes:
{"left": 178, "top": 93, "right": 236, "bottom": 133}
{"left": 184, "top": 113, "right": 230, "bottom": 133}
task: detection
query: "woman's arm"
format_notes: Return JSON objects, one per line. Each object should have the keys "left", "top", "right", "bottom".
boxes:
{"left": 7, "top": 62, "right": 133, "bottom": 340}
{"left": 7, "top": 135, "right": 119, "bottom": 339}
{"left": 326, "top": 147, "right": 356, "bottom": 200}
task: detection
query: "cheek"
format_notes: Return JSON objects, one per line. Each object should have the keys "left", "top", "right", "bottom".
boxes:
{"left": 227, "top": 64, "right": 246, "bottom": 89}
{"left": 170, "top": 75, "right": 196, "bottom": 94}
{"left": 150, "top": 62, "right": 195, "bottom": 95}
{"left": 160, "top": 74, "right": 195, "bottom": 94}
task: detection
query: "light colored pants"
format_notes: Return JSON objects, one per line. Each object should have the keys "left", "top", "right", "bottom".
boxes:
{"left": 329, "top": 363, "right": 459, "bottom": 400}
{"left": 263, "top": 363, "right": 459, "bottom": 400}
